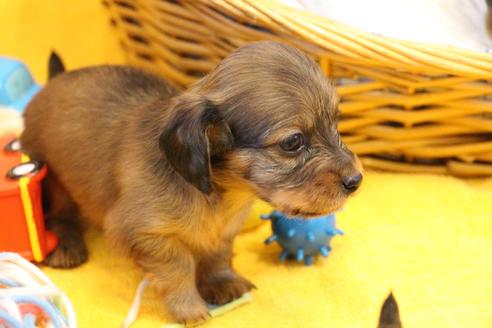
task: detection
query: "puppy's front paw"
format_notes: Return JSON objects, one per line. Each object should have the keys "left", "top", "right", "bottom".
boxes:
{"left": 198, "top": 270, "right": 255, "bottom": 305}
{"left": 43, "top": 236, "right": 88, "bottom": 268}
{"left": 44, "top": 218, "right": 87, "bottom": 268}
{"left": 165, "top": 290, "right": 210, "bottom": 324}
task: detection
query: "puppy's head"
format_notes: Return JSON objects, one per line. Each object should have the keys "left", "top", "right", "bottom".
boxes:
{"left": 160, "top": 41, "right": 362, "bottom": 216}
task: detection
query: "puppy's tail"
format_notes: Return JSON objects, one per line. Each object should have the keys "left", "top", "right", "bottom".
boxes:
{"left": 48, "top": 50, "right": 65, "bottom": 79}
{"left": 377, "top": 292, "right": 402, "bottom": 328}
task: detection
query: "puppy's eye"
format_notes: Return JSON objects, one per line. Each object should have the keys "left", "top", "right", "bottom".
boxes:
{"left": 280, "top": 133, "right": 305, "bottom": 152}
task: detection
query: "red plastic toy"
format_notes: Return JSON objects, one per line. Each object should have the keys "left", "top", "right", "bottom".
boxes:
{"left": 0, "top": 134, "right": 57, "bottom": 262}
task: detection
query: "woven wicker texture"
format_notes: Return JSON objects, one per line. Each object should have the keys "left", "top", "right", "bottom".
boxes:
{"left": 105, "top": 0, "right": 492, "bottom": 176}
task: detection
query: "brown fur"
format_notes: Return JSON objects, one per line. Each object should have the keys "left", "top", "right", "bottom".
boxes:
{"left": 20, "top": 41, "right": 362, "bottom": 322}
{"left": 378, "top": 293, "right": 402, "bottom": 328}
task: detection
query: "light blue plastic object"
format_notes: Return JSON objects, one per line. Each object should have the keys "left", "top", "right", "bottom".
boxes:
{"left": 261, "top": 210, "right": 343, "bottom": 266}
{"left": 0, "top": 57, "right": 41, "bottom": 113}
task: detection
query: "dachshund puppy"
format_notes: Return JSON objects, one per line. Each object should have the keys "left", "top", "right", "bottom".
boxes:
{"left": 20, "top": 41, "right": 362, "bottom": 322}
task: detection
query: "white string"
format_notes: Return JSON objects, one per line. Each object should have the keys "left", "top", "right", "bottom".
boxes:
{"left": 0, "top": 298, "right": 22, "bottom": 322}
{"left": 121, "top": 278, "right": 149, "bottom": 328}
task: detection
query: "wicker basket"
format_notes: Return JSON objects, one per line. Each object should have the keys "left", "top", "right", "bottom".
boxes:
{"left": 105, "top": 0, "right": 492, "bottom": 177}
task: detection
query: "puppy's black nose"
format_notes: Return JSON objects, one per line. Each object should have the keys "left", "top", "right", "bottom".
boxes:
{"left": 342, "top": 174, "right": 362, "bottom": 193}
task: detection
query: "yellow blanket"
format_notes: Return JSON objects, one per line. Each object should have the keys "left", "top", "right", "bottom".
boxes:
{"left": 37, "top": 173, "right": 492, "bottom": 328}
{"left": 2, "top": 1, "right": 492, "bottom": 327}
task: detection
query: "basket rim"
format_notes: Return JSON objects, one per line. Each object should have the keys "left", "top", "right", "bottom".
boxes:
{"left": 207, "top": 0, "right": 492, "bottom": 78}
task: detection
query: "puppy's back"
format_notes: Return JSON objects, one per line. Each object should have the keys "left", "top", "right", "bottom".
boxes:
{"left": 21, "top": 65, "right": 177, "bottom": 223}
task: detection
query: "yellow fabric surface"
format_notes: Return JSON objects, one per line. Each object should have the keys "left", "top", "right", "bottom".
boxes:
{"left": 0, "top": 0, "right": 126, "bottom": 83}
{"left": 2, "top": 1, "right": 492, "bottom": 327}
{"left": 37, "top": 173, "right": 492, "bottom": 328}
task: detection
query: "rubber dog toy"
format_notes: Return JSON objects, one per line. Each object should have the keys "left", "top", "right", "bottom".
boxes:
{"left": 261, "top": 210, "right": 343, "bottom": 265}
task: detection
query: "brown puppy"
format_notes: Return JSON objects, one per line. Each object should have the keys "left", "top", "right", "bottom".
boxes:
{"left": 20, "top": 41, "right": 362, "bottom": 322}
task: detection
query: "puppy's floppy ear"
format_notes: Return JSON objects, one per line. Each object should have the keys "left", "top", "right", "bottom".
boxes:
{"left": 159, "top": 94, "right": 233, "bottom": 194}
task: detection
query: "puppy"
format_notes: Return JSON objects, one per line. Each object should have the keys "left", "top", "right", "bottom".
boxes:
{"left": 20, "top": 41, "right": 362, "bottom": 322}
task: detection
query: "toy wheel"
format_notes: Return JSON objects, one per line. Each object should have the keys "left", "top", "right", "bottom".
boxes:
{"left": 4, "top": 139, "right": 21, "bottom": 153}
{"left": 6, "top": 160, "right": 42, "bottom": 179}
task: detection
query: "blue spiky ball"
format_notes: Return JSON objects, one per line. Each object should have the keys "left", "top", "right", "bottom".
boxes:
{"left": 261, "top": 210, "right": 343, "bottom": 266}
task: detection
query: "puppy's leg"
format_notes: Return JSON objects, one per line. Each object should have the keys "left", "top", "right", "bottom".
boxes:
{"left": 139, "top": 239, "right": 210, "bottom": 323}
{"left": 42, "top": 173, "right": 87, "bottom": 268}
{"left": 197, "top": 240, "right": 255, "bottom": 305}
{"left": 106, "top": 202, "right": 209, "bottom": 323}
{"left": 44, "top": 216, "right": 87, "bottom": 268}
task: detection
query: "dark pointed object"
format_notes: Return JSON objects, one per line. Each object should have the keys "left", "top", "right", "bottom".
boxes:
{"left": 377, "top": 292, "right": 402, "bottom": 328}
